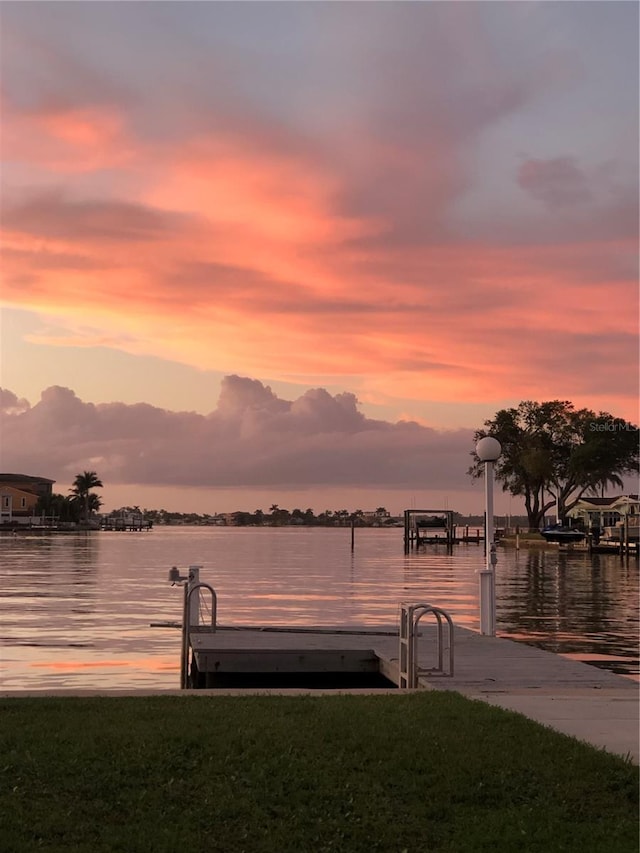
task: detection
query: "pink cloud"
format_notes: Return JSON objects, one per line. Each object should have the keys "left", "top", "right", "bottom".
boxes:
{"left": 0, "top": 380, "right": 477, "bottom": 493}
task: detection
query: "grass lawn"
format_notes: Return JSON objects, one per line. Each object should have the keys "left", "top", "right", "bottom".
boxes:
{"left": 0, "top": 692, "right": 637, "bottom": 852}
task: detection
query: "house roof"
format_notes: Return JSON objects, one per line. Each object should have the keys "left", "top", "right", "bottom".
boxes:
{"left": 610, "top": 495, "right": 639, "bottom": 509}
{"left": 572, "top": 495, "right": 638, "bottom": 507}
{"left": 568, "top": 494, "right": 639, "bottom": 517}
{"left": 0, "top": 474, "right": 56, "bottom": 484}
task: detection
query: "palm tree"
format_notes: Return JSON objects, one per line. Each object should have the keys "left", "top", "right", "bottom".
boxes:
{"left": 70, "top": 471, "right": 103, "bottom": 523}
{"left": 268, "top": 504, "right": 280, "bottom": 526}
{"left": 87, "top": 493, "right": 103, "bottom": 515}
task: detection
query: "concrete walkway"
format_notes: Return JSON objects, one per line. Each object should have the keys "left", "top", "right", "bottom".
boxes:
{"left": 412, "top": 627, "right": 639, "bottom": 764}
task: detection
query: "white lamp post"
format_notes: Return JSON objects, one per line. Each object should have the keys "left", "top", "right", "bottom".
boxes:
{"left": 476, "top": 436, "right": 502, "bottom": 636}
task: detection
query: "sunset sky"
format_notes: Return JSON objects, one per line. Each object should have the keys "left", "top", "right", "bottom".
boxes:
{"left": 1, "top": 1, "right": 638, "bottom": 515}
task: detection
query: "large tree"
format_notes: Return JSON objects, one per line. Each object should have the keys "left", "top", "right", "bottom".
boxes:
{"left": 469, "top": 401, "right": 639, "bottom": 530}
{"left": 70, "top": 471, "right": 104, "bottom": 523}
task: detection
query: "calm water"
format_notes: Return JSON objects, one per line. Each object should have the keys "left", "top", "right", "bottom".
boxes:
{"left": 0, "top": 527, "right": 638, "bottom": 690}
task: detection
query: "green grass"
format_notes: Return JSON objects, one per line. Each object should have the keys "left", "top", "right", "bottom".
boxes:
{"left": 0, "top": 693, "right": 637, "bottom": 852}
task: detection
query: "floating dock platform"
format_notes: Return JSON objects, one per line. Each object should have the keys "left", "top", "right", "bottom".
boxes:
{"left": 188, "top": 626, "right": 396, "bottom": 689}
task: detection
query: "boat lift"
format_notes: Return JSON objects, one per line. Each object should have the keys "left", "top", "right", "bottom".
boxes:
{"left": 404, "top": 509, "right": 457, "bottom": 552}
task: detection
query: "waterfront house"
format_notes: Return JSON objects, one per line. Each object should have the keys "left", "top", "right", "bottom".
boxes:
{"left": 567, "top": 494, "right": 639, "bottom": 541}
{"left": 0, "top": 473, "right": 56, "bottom": 524}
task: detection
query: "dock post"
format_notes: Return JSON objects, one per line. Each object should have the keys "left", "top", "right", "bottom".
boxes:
{"left": 180, "top": 581, "right": 189, "bottom": 688}
{"left": 476, "top": 437, "right": 501, "bottom": 636}
{"left": 351, "top": 517, "right": 355, "bottom": 552}
{"left": 188, "top": 565, "right": 201, "bottom": 626}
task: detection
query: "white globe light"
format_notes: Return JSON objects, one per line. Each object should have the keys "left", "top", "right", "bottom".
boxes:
{"left": 476, "top": 436, "right": 502, "bottom": 462}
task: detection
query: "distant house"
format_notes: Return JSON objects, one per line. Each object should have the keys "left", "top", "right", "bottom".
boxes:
{"left": 0, "top": 474, "right": 56, "bottom": 523}
{"left": 567, "top": 495, "right": 639, "bottom": 539}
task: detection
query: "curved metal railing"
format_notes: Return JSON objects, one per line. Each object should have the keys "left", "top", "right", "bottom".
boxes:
{"left": 399, "top": 602, "right": 454, "bottom": 688}
{"left": 181, "top": 582, "right": 217, "bottom": 689}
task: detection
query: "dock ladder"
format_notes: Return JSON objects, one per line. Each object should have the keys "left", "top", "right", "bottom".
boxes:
{"left": 181, "top": 580, "right": 217, "bottom": 689}
{"left": 399, "top": 603, "right": 454, "bottom": 688}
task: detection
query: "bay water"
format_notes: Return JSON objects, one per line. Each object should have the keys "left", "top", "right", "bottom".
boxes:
{"left": 1, "top": 527, "right": 637, "bottom": 690}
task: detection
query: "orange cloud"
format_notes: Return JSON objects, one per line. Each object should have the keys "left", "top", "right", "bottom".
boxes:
{"left": 1, "top": 68, "right": 637, "bottom": 419}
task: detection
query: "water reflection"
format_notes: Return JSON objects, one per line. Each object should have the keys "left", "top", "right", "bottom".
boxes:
{"left": 0, "top": 529, "right": 637, "bottom": 690}
{"left": 499, "top": 549, "right": 638, "bottom": 676}
{"left": 1, "top": 535, "right": 98, "bottom": 633}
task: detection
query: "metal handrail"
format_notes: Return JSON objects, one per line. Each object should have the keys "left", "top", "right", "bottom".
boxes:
{"left": 181, "top": 582, "right": 217, "bottom": 689}
{"left": 399, "top": 603, "right": 454, "bottom": 688}
{"left": 413, "top": 604, "right": 454, "bottom": 679}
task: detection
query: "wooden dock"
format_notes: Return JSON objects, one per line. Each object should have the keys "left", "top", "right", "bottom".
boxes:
{"left": 401, "top": 509, "right": 493, "bottom": 550}
{"left": 588, "top": 538, "right": 640, "bottom": 557}
{"left": 185, "top": 622, "right": 633, "bottom": 693}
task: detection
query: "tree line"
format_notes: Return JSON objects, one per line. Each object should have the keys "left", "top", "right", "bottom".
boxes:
{"left": 107, "top": 506, "right": 396, "bottom": 527}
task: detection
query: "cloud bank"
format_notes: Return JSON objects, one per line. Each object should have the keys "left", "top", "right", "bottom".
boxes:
{"left": 0, "top": 378, "right": 475, "bottom": 495}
